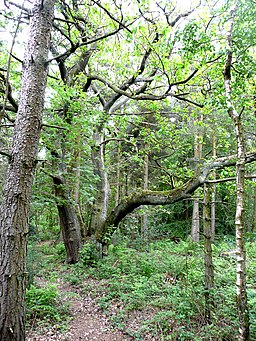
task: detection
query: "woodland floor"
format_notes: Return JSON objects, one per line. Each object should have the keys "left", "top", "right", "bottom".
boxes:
{"left": 26, "top": 275, "right": 134, "bottom": 341}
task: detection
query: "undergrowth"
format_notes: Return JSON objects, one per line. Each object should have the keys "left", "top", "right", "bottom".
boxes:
{"left": 26, "top": 284, "right": 70, "bottom": 331}
{"left": 27, "top": 237, "right": 256, "bottom": 340}
{"left": 75, "top": 238, "right": 256, "bottom": 340}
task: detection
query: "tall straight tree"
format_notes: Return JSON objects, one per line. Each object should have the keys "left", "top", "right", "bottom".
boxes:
{"left": 223, "top": 4, "right": 250, "bottom": 340}
{"left": 0, "top": 0, "right": 55, "bottom": 340}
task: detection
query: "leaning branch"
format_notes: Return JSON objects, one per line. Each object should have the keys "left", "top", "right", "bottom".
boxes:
{"left": 95, "top": 151, "right": 256, "bottom": 243}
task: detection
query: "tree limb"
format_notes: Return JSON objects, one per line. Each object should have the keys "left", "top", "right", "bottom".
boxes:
{"left": 95, "top": 150, "right": 256, "bottom": 242}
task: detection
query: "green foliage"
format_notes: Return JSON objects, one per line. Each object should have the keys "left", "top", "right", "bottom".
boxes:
{"left": 55, "top": 242, "right": 67, "bottom": 261}
{"left": 26, "top": 285, "right": 69, "bottom": 328}
{"left": 78, "top": 241, "right": 100, "bottom": 267}
{"left": 27, "top": 243, "right": 43, "bottom": 288}
{"left": 78, "top": 239, "right": 256, "bottom": 340}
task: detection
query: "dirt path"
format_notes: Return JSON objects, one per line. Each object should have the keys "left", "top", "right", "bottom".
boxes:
{"left": 26, "top": 278, "right": 132, "bottom": 341}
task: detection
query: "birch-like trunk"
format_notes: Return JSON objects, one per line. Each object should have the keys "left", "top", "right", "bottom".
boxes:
{"left": 0, "top": 1, "right": 55, "bottom": 339}
{"left": 224, "top": 5, "right": 250, "bottom": 339}
{"left": 191, "top": 115, "right": 203, "bottom": 242}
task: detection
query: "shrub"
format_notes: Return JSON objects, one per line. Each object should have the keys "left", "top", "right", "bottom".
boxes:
{"left": 26, "top": 285, "right": 69, "bottom": 327}
{"left": 78, "top": 241, "right": 100, "bottom": 266}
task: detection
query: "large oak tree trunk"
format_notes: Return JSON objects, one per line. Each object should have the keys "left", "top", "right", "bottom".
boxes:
{"left": 0, "top": 1, "right": 55, "bottom": 339}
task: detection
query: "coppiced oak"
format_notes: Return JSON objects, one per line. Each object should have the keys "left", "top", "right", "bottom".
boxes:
{"left": 0, "top": 0, "right": 55, "bottom": 339}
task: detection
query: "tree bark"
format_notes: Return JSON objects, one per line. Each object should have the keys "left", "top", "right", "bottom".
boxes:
{"left": 191, "top": 200, "right": 200, "bottom": 242}
{"left": 53, "top": 176, "right": 82, "bottom": 264}
{"left": 211, "top": 131, "right": 217, "bottom": 241}
{"left": 90, "top": 130, "right": 110, "bottom": 236}
{"left": 203, "top": 183, "right": 214, "bottom": 323}
{"left": 191, "top": 114, "right": 203, "bottom": 242}
{"left": 0, "top": 1, "right": 55, "bottom": 339}
{"left": 115, "top": 140, "right": 121, "bottom": 206}
{"left": 142, "top": 150, "right": 149, "bottom": 239}
{"left": 223, "top": 5, "right": 250, "bottom": 339}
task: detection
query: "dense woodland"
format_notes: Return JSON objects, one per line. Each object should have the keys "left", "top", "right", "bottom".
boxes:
{"left": 0, "top": 0, "right": 255, "bottom": 340}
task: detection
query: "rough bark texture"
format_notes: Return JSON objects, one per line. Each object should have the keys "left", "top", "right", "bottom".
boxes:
{"left": 203, "top": 183, "right": 214, "bottom": 323}
{"left": 53, "top": 176, "right": 82, "bottom": 264}
{"left": 224, "top": 5, "right": 250, "bottom": 339}
{"left": 0, "top": 1, "right": 55, "bottom": 340}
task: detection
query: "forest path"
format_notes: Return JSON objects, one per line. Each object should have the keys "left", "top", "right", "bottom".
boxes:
{"left": 26, "top": 276, "right": 132, "bottom": 341}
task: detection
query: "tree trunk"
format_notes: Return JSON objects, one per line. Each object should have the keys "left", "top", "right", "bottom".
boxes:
{"left": 203, "top": 183, "right": 214, "bottom": 323}
{"left": 115, "top": 140, "right": 121, "bottom": 206}
{"left": 142, "top": 152, "right": 149, "bottom": 239}
{"left": 0, "top": 1, "right": 54, "bottom": 339}
{"left": 191, "top": 115, "right": 203, "bottom": 242}
{"left": 191, "top": 200, "right": 200, "bottom": 242}
{"left": 90, "top": 130, "right": 110, "bottom": 236}
{"left": 252, "top": 180, "right": 256, "bottom": 233}
{"left": 70, "top": 136, "right": 86, "bottom": 239}
{"left": 224, "top": 5, "right": 250, "bottom": 339}
{"left": 211, "top": 131, "right": 217, "bottom": 241}
{"left": 53, "top": 176, "right": 82, "bottom": 264}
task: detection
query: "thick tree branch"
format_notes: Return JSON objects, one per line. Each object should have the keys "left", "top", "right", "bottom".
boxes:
{"left": 95, "top": 151, "right": 256, "bottom": 243}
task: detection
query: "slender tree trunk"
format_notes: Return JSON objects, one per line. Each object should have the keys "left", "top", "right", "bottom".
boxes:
{"left": 0, "top": 1, "right": 54, "bottom": 339}
{"left": 191, "top": 200, "right": 200, "bottom": 242}
{"left": 191, "top": 115, "right": 203, "bottom": 242}
{"left": 211, "top": 131, "right": 217, "bottom": 241}
{"left": 234, "top": 118, "right": 249, "bottom": 341}
{"left": 115, "top": 140, "right": 121, "bottom": 206}
{"left": 142, "top": 152, "right": 149, "bottom": 239}
{"left": 252, "top": 181, "right": 256, "bottom": 233}
{"left": 224, "top": 5, "right": 250, "bottom": 339}
{"left": 203, "top": 183, "right": 214, "bottom": 323}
